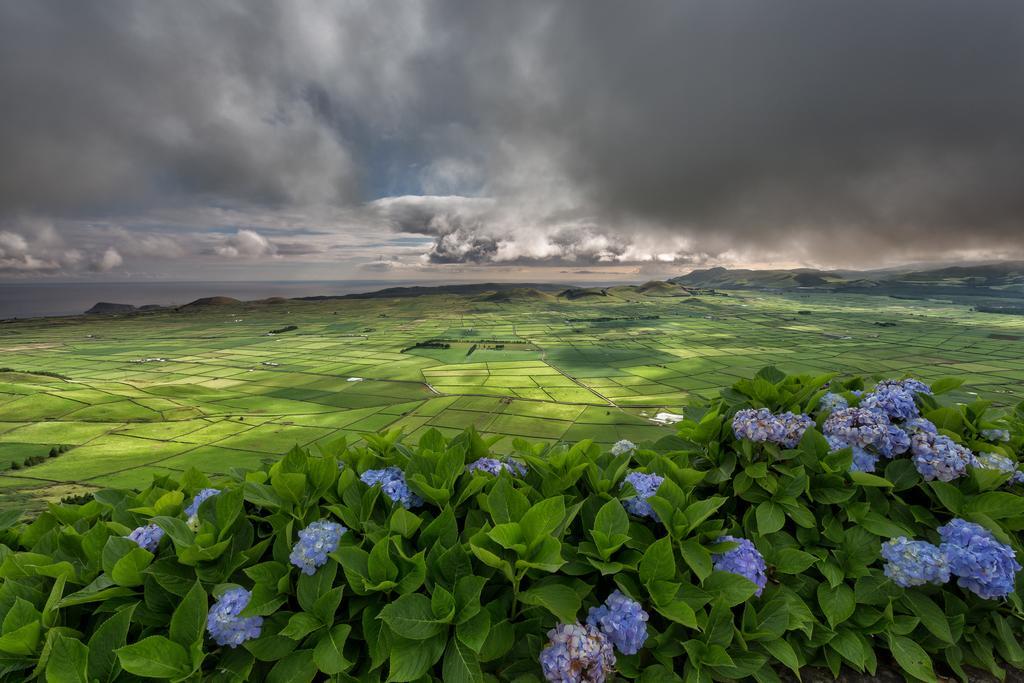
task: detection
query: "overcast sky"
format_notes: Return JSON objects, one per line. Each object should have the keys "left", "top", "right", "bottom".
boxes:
{"left": 2, "top": 1, "right": 1024, "bottom": 282}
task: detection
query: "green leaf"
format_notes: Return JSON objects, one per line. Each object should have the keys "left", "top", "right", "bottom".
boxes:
{"left": 772, "top": 548, "right": 817, "bottom": 574}
{"left": 267, "top": 649, "right": 317, "bottom": 683}
{"left": 848, "top": 471, "right": 893, "bottom": 488}
{"left": 639, "top": 537, "right": 675, "bottom": 584}
{"left": 313, "top": 624, "right": 352, "bottom": 675}
{"left": 378, "top": 593, "right": 446, "bottom": 640}
{"left": 519, "top": 497, "right": 566, "bottom": 549}
{"left": 442, "top": 638, "right": 483, "bottom": 683}
{"left": 45, "top": 634, "right": 89, "bottom": 683}
{"left": 704, "top": 571, "right": 759, "bottom": 607}
{"left": 115, "top": 636, "right": 191, "bottom": 680}
{"left": 454, "top": 575, "right": 487, "bottom": 623}
{"left": 678, "top": 538, "right": 713, "bottom": 581}
{"left": 901, "top": 593, "right": 953, "bottom": 644}
{"left": 169, "top": 581, "right": 207, "bottom": 648}
{"left": 280, "top": 612, "right": 324, "bottom": 640}
{"left": 271, "top": 472, "right": 307, "bottom": 504}
{"left": 756, "top": 501, "right": 786, "bottom": 535}
{"left": 518, "top": 583, "right": 582, "bottom": 623}
{"left": 457, "top": 610, "right": 491, "bottom": 652}
{"left": 816, "top": 583, "right": 855, "bottom": 628}
{"left": 928, "top": 481, "right": 963, "bottom": 513}
{"left": 761, "top": 636, "right": 800, "bottom": 675}
{"left": 431, "top": 586, "right": 456, "bottom": 622}
{"left": 964, "top": 491, "right": 1024, "bottom": 520}
{"left": 592, "top": 498, "right": 630, "bottom": 558}
{"left": 888, "top": 635, "right": 936, "bottom": 682}
{"left": 87, "top": 604, "right": 135, "bottom": 683}
{"left": 387, "top": 634, "right": 445, "bottom": 682}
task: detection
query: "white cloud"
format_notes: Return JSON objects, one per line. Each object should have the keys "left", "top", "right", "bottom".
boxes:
{"left": 216, "top": 229, "right": 277, "bottom": 258}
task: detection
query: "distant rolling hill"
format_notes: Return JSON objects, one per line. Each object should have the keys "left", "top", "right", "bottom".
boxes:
{"left": 671, "top": 262, "right": 1024, "bottom": 300}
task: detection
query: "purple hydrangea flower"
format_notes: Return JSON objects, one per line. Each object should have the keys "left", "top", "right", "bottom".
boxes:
{"left": 981, "top": 428, "right": 1011, "bottom": 443}
{"left": 818, "top": 392, "right": 849, "bottom": 414}
{"left": 206, "top": 588, "right": 263, "bottom": 648}
{"left": 466, "top": 457, "right": 527, "bottom": 476}
{"left": 289, "top": 519, "right": 346, "bottom": 575}
{"left": 910, "top": 432, "right": 973, "bottom": 482}
{"left": 610, "top": 440, "right": 637, "bottom": 456}
{"left": 861, "top": 385, "right": 920, "bottom": 421}
{"left": 539, "top": 623, "right": 616, "bottom": 683}
{"left": 939, "top": 519, "right": 1022, "bottom": 599}
{"left": 185, "top": 488, "right": 221, "bottom": 518}
{"left": 712, "top": 536, "right": 767, "bottom": 597}
{"left": 360, "top": 467, "right": 423, "bottom": 509}
{"left": 827, "top": 435, "right": 878, "bottom": 473}
{"left": 126, "top": 523, "right": 164, "bottom": 553}
{"left": 586, "top": 590, "right": 649, "bottom": 655}
{"left": 880, "top": 537, "right": 950, "bottom": 587}
{"left": 620, "top": 471, "right": 664, "bottom": 521}
{"left": 732, "top": 408, "right": 785, "bottom": 443}
{"left": 776, "top": 412, "right": 814, "bottom": 448}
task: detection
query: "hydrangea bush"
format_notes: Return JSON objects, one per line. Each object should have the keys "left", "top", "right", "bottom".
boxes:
{"left": 0, "top": 368, "right": 1020, "bottom": 682}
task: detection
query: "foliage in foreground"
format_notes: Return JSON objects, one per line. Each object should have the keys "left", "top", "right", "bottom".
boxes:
{"left": 0, "top": 368, "right": 1022, "bottom": 682}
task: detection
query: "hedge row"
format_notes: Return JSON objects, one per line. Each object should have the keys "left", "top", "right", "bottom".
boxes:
{"left": 0, "top": 368, "right": 1021, "bottom": 682}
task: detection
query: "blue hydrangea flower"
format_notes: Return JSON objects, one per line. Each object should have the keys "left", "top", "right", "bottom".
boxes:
{"left": 981, "top": 428, "right": 1011, "bottom": 443}
{"left": 466, "top": 457, "right": 527, "bottom": 476}
{"left": 861, "top": 385, "right": 919, "bottom": 421}
{"left": 877, "top": 378, "right": 931, "bottom": 396}
{"left": 776, "top": 411, "right": 814, "bottom": 448}
{"left": 910, "top": 432, "right": 973, "bottom": 482}
{"left": 289, "top": 519, "right": 346, "bottom": 575}
{"left": 586, "top": 590, "right": 649, "bottom": 655}
{"left": 620, "top": 471, "right": 664, "bottom": 521}
{"left": 206, "top": 588, "right": 263, "bottom": 648}
{"left": 880, "top": 537, "right": 950, "bottom": 587}
{"left": 360, "top": 467, "right": 423, "bottom": 509}
{"left": 611, "top": 440, "right": 637, "bottom": 456}
{"left": 903, "top": 417, "right": 938, "bottom": 436}
{"left": 712, "top": 536, "right": 767, "bottom": 597}
{"left": 939, "top": 519, "right": 1022, "bottom": 599}
{"left": 732, "top": 408, "right": 785, "bottom": 443}
{"left": 539, "top": 623, "right": 616, "bottom": 683}
{"left": 823, "top": 407, "right": 890, "bottom": 451}
{"left": 126, "top": 523, "right": 164, "bottom": 553}
{"left": 877, "top": 424, "right": 911, "bottom": 458}
{"left": 827, "top": 435, "right": 878, "bottom": 473}
{"left": 973, "top": 451, "right": 1023, "bottom": 484}
{"left": 818, "top": 392, "right": 849, "bottom": 414}
{"left": 185, "top": 488, "right": 221, "bottom": 518}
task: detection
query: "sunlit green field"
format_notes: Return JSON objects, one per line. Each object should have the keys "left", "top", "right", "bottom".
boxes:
{"left": 1, "top": 287, "right": 1023, "bottom": 509}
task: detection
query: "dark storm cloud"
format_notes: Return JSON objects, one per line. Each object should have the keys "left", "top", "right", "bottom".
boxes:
{"left": 2, "top": 0, "right": 1023, "bottom": 273}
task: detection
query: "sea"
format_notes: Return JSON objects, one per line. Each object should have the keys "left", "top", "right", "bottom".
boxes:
{"left": 0, "top": 280, "right": 431, "bottom": 319}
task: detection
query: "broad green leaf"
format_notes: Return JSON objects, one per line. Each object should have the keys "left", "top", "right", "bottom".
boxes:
{"left": 115, "top": 636, "right": 191, "bottom": 680}
{"left": 313, "top": 624, "right": 352, "bottom": 675}
{"left": 756, "top": 501, "right": 785, "bottom": 535}
{"left": 888, "top": 635, "right": 936, "bottom": 682}
{"left": 816, "top": 583, "right": 855, "bottom": 628}
{"left": 518, "top": 583, "right": 582, "bottom": 623}
{"left": 45, "top": 634, "right": 88, "bottom": 683}
{"left": 639, "top": 537, "right": 675, "bottom": 584}
{"left": 169, "top": 582, "right": 207, "bottom": 648}
{"left": 87, "top": 604, "right": 135, "bottom": 683}
{"left": 442, "top": 638, "right": 483, "bottom": 683}
{"left": 378, "top": 593, "right": 446, "bottom": 640}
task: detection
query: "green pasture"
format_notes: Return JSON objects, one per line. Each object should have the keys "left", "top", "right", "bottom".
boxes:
{"left": 0, "top": 287, "right": 1022, "bottom": 508}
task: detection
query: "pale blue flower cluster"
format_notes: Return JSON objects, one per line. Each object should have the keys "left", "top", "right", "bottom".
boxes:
{"left": 712, "top": 536, "right": 767, "bottom": 597}
{"left": 360, "top": 467, "right": 422, "bottom": 509}
{"left": 289, "top": 519, "right": 346, "bottom": 575}
{"left": 610, "top": 439, "right": 637, "bottom": 456}
{"left": 981, "top": 428, "right": 1011, "bottom": 442}
{"left": 466, "top": 457, "right": 527, "bottom": 476}
{"left": 903, "top": 417, "right": 938, "bottom": 436}
{"left": 877, "top": 378, "right": 931, "bottom": 396}
{"left": 539, "top": 623, "right": 616, "bottom": 683}
{"left": 827, "top": 435, "right": 878, "bottom": 473}
{"left": 909, "top": 431, "right": 974, "bottom": 482}
{"left": 974, "top": 452, "right": 1024, "bottom": 484}
{"left": 880, "top": 537, "right": 950, "bottom": 587}
{"left": 620, "top": 471, "right": 664, "bottom": 521}
{"left": 126, "top": 523, "right": 164, "bottom": 553}
{"left": 732, "top": 408, "right": 812, "bottom": 448}
{"left": 206, "top": 588, "right": 263, "bottom": 648}
{"left": 818, "top": 392, "right": 849, "bottom": 414}
{"left": 939, "top": 519, "right": 1022, "bottom": 599}
{"left": 585, "top": 590, "right": 649, "bottom": 655}
{"left": 185, "top": 488, "right": 221, "bottom": 518}
{"left": 861, "top": 384, "right": 919, "bottom": 421}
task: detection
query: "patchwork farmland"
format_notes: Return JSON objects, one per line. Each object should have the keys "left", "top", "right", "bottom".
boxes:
{"left": 1, "top": 286, "right": 1023, "bottom": 509}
